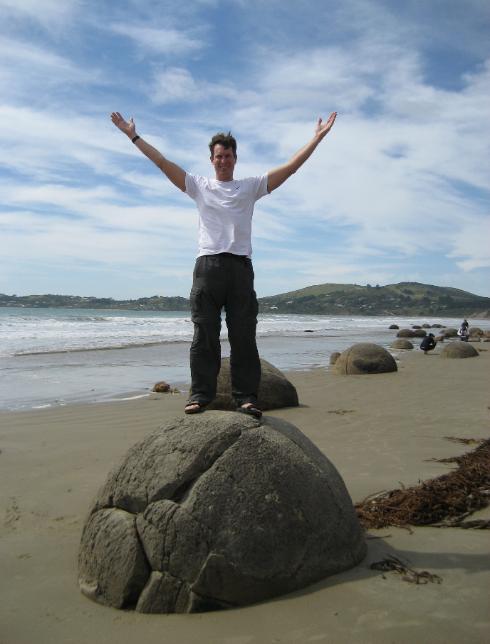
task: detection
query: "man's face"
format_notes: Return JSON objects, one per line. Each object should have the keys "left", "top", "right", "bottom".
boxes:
{"left": 211, "top": 144, "right": 236, "bottom": 181}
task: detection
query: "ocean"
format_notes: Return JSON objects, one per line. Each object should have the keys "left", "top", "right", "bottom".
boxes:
{"left": 1, "top": 307, "right": 487, "bottom": 411}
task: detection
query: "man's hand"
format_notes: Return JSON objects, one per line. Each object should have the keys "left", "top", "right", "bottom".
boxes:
{"left": 267, "top": 111, "right": 337, "bottom": 193}
{"left": 314, "top": 112, "right": 337, "bottom": 142}
{"left": 111, "top": 112, "right": 136, "bottom": 139}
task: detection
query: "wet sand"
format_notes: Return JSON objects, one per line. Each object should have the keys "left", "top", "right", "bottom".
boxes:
{"left": 1, "top": 346, "right": 489, "bottom": 643}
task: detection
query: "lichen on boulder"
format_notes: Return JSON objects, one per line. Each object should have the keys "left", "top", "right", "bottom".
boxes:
{"left": 78, "top": 412, "right": 366, "bottom": 613}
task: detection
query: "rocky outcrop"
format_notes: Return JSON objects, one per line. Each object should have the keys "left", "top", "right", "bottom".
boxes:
{"left": 78, "top": 413, "right": 366, "bottom": 613}
{"left": 334, "top": 343, "right": 397, "bottom": 375}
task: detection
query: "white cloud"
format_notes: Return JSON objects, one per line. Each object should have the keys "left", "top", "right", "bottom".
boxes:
{"left": 151, "top": 67, "right": 236, "bottom": 104}
{"left": 0, "top": 0, "right": 81, "bottom": 32}
{"left": 110, "top": 23, "right": 204, "bottom": 56}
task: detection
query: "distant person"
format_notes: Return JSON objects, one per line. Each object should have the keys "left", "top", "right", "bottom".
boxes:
{"left": 458, "top": 319, "right": 469, "bottom": 341}
{"left": 111, "top": 110, "right": 337, "bottom": 417}
{"left": 420, "top": 333, "right": 437, "bottom": 354}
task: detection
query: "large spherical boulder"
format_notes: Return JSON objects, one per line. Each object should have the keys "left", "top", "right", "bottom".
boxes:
{"left": 390, "top": 339, "right": 413, "bottom": 350}
{"left": 397, "top": 328, "right": 415, "bottom": 338}
{"left": 78, "top": 413, "right": 366, "bottom": 613}
{"left": 440, "top": 342, "right": 479, "bottom": 359}
{"left": 334, "top": 343, "right": 397, "bottom": 375}
{"left": 443, "top": 328, "right": 458, "bottom": 338}
{"left": 388, "top": 324, "right": 399, "bottom": 330}
{"left": 412, "top": 329, "right": 427, "bottom": 337}
{"left": 208, "top": 358, "right": 298, "bottom": 410}
{"left": 468, "top": 327, "right": 483, "bottom": 337}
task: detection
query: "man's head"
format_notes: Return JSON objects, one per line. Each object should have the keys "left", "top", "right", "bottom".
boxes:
{"left": 209, "top": 132, "right": 237, "bottom": 159}
{"left": 209, "top": 132, "right": 237, "bottom": 181}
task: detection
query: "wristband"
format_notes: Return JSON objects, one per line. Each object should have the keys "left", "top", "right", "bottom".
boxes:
{"left": 131, "top": 135, "right": 140, "bottom": 144}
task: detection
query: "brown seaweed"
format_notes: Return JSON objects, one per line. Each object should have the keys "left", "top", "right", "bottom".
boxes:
{"left": 356, "top": 438, "right": 490, "bottom": 529}
{"left": 370, "top": 555, "right": 442, "bottom": 584}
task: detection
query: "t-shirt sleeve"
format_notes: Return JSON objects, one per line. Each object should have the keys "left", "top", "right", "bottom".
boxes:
{"left": 255, "top": 173, "right": 269, "bottom": 201}
{"left": 185, "top": 173, "right": 198, "bottom": 200}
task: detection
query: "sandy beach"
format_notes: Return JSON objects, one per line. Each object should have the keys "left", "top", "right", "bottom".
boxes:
{"left": 1, "top": 346, "right": 489, "bottom": 643}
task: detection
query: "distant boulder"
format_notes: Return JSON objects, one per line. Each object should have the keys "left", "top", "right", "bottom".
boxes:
{"left": 329, "top": 352, "right": 341, "bottom": 365}
{"left": 468, "top": 327, "right": 483, "bottom": 337}
{"left": 443, "top": 328, "right": 458, "bottom": 338}
{"left": 440, "top": 342, "right": 479, "bottom": 359}
{"left": 388, "top": 324, "right": 399, "bottom": 330}
{"left": 422, "top": 323, "right": 431, "bottom": 328}
{"left": 412, "top": 325, "right": 422, "bottom": 329}
{"left": 334, "top": 343, "right": 397, "bottom": 375}
{"left": 431, "top": 324, "right": 444, "bottom": 328}
{"left": 78, "top": 413, "right": 367, "bottom": 613}
{"left": 207, "top": 358, "right": 298, "bottom": 411}
{"left": 435, "top": 335, "right": 445, "bottom": 342}
{"left": 412, "top": 329, "right": 427, "bottom": 337}
{"left": 390, "top": 339, "right": 413, "bottom": 350}
{"left": 397, "top": 329, "right": 415, "bottom": 338}
{"left": 152, "top": 381, "right": 170, "bottom": 393}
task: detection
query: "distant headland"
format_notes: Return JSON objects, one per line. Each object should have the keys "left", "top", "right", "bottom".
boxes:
{"left": 1, "top": 282, "right": 489, "bottom": 317}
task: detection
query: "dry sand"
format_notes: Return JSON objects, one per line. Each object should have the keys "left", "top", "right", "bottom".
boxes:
{"left": 1, "top": 346, "right": 489, "bottom": 643}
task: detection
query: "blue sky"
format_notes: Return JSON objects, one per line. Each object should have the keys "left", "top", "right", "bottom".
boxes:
{"left": 1, "top": 0, "right": 489, "bottom": 299}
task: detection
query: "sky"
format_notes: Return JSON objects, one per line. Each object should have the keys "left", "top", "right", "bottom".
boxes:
{"left": 1, "top": 0, "right": 489, "bottom": 299}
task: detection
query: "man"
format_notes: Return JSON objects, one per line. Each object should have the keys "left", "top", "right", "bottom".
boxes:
{"left": 420, "top": 333, "right": 437, "bottom": 355}
{"left": 458, "top": 319, "right": 469, "bottom": 341}
{"left": 111, "top": 110, "right": 337, "bottom": 416}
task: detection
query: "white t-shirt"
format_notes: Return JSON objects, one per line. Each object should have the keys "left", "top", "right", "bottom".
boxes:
{"left": 185, "top": 173, "right": 269, "bottom": 257}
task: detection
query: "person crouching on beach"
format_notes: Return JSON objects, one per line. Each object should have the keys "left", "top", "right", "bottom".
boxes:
{"left": 111, "top": 110, "right": 337, "bottom": 417}
{"left": 420, "top": 333, "right": 437, "bottom": 355}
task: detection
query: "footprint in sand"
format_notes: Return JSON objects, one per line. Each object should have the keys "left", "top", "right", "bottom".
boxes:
{"left": 4, "top": 497, "right": 21, "bottom": 530}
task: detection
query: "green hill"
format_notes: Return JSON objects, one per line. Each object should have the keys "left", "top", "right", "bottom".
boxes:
{"left": 258, "top": 282, "right": 490, "bottom": 316}
{"left": 0, "top": 293, "right": 189, "bottom": 311}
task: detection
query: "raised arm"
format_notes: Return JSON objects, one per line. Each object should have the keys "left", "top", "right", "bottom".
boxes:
{"left": 267, "top": 112, "right": 337, "bottom": 193}
{"left": 110, "top": 112, "right": 186, "bottom": 192}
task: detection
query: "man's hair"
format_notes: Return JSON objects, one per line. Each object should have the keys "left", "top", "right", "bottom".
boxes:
{"left": 209, "top": 132, "right": 237, "bottom": 158}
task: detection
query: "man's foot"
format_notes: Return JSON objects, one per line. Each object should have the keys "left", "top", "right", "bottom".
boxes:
{"left": 237, "top": 403, "right": 262, "bottom": 419}
{"left": 184, "top": 401, "right": 206, "bottom": 415}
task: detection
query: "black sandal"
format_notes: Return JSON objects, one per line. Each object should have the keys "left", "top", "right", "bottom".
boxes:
{"left": 238, "top": 404, "right": 262, "bottom": 419}
{"left": 184, "top": 401, "right": 206, "bottom": 415}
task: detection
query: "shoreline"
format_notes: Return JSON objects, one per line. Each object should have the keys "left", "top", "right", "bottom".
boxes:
{"left": 1, "top": 349, "right": 489, "bottom": 642}
{"left": 3, "top": 316, "right": 489, "bottom": 412}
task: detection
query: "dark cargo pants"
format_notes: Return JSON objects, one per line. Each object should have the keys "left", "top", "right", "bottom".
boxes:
{"left": 189, "top": 253, "right": 261, "bottom": 406}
